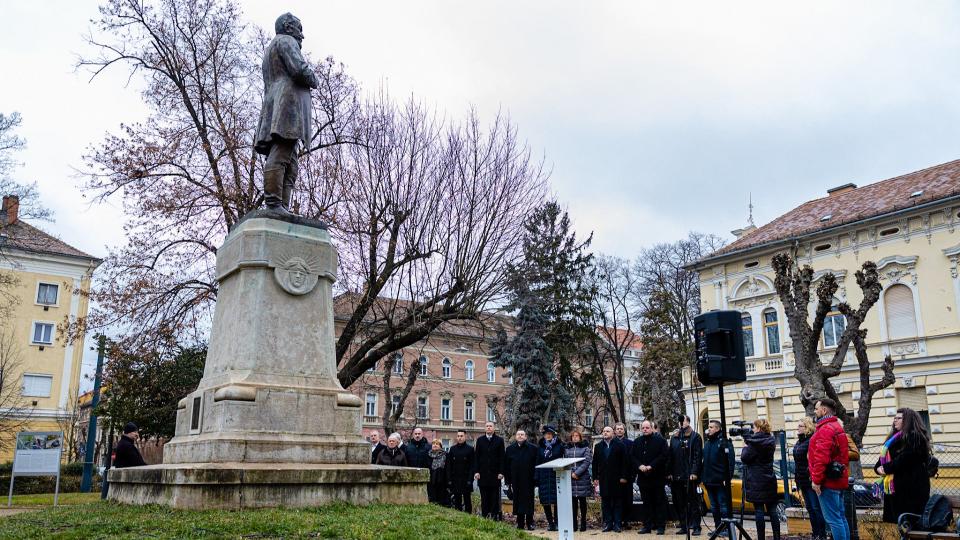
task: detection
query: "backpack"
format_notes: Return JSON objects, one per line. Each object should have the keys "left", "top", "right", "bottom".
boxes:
{"left": 921, "top": 494, "right": 954, "bottom": 532}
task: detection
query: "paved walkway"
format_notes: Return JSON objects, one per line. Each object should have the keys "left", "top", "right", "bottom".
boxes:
{"left": 530, "top": 520, "right": 770, "bottom": 539}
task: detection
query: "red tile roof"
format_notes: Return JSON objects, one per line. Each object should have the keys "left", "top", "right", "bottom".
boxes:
{"left": 0, "top": 219, "right": 99, "bottom": 261}
{"left": 706, "top": 159, "right": 960, "bottom": 260}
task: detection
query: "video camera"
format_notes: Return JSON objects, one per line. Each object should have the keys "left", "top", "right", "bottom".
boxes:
{"left": 728, "top": 420, "right": 753, "bottom": 438}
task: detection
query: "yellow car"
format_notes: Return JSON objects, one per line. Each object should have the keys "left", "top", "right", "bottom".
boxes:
{"left": 700, "top": 461, "right": 800, "bottom": 521}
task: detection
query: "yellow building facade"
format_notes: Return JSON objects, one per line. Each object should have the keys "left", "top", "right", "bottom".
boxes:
{"left": 0, "top": 195, "right": 99, "bottom": 461}
{"left": 685, "top": 161, "right": 960, "bottom": 452}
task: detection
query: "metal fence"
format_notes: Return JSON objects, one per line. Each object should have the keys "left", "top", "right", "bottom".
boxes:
{"left": 779, "top": 440, "right": 960, "bottom": 509}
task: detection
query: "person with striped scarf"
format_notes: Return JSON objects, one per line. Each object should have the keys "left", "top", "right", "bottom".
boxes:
{"left": 873, "top": 408, "right": 932, "bottom": 523}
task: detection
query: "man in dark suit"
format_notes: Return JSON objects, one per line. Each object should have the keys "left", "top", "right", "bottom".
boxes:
{"left": 474, "top": 421, "right": 506, "bottom": 520}
{"left": 114, "top": 422, "right": 146, "bottom": 468}
{"left": 446, "top": 430, "right": 477, "bottom": 514}
{"left": 504, "top": 429, "right": 539, "bottom": 530}
{"left": 668, "top": 415, "right": 704, "bottom": 535}
{"left": 633, "top": 420, "right": 670, "bottom": 534}
{"left": 593, "top": 425, "right": 630, "bottom": 532}
{"left": 369, "top": 431, "right": 387, "bottom": 464}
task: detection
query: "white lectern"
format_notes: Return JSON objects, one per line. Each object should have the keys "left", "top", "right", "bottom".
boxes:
{"left": 535, "top": 457, "right": 585, "bottom": 540}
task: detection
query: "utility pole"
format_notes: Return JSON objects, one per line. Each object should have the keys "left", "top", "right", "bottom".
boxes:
{"left": 80, "top": 335, "right": 106, "bottom": 492}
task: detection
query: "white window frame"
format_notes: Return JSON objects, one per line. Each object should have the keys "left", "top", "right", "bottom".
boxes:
{"left": 35, "top": 282, "right": 59, "bottom": 307}
{"left": 391, "top": 394, "right": 401, "bottom": 415}
{"left": 763, "top": 308, "right": 780, "bottom": 356}
{"left": 419, "top": 356, "right": 428, "bottom": 377}
{"left": 464, "top": 399, "right": 475, "bottom": 421}
{"left": 417, "top": 396, "right": 429, "bottom": 419}
{"left": 487, "top": 362, "right": 495, "bottom": 383}
{"left": 823, "top": 307, "right": 846, "bottom": 348}
{"left": 486, "top": 403, "right": 496, "bottom": 423}
{"left": 442, "top": 358, "right": 452, "bottom": 379}
{"left": 31, "top": 321, "right": 55, "bottom": 345}
{"left": 585, "top": 407, "right": 594, "bottom": 429}
{"left": 464, "top": 360, "right": 474, "bottom": 381}
{"left": 22, "top": 374, "right": 53, "bottom": 398}
{"left": 441, "top": 398, "right": 452, "bottom": 420}
{"left": 365, "top": 393, "right": 377, "bottom": 417}
{"left": 391, "top": 353, "right": 403, "bottom": 375}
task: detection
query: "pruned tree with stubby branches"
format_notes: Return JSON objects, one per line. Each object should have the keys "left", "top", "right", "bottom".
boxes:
{"left": 771, "top": 253, "right": 895, "bottom": 446}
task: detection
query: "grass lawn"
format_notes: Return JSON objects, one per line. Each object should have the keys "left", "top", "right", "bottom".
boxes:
{"left": 0, "top": 500, "right": 533, "bottom": 539}
{"left": 6, "top": 492, "right": 101, "bottom": 507}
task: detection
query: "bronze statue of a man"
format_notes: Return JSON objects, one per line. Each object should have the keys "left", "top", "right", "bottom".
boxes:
{"left": 255, "top": 13, "right": 319, "bottom": 214}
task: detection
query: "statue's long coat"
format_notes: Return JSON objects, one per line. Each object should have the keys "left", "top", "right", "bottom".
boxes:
{"left": 255, "top": 33, "right": 318, "bottom": 154}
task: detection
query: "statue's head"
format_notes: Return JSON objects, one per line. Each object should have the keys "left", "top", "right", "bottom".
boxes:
{"left": 275, "top": 13, "right": 304, "bottom": 44}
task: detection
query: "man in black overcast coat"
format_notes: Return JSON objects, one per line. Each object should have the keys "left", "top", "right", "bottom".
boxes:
{"left": 668, "top": 415, "right": 704, "bottom": 535}
{"left": 369, "top": 431, "right": 387, "bottom": 464}
{"left": 632, "top": 420, "right": 669, "bottom": 534}
{"left": 594, "top": 426, "right": 630, "bottom": 532}
{"left": 405, "top": 427, "right": 432, "bottom": 468}
{"left": 474, "top": 421, "right": 506, "bottom": 520}
{"left": 113, "top": 422, "right": 146, "bottom": 468}
{"left": 504, "top": 429, "right": 539, "bottom": 531}
{"left": 446, "top": 430, "right": 476, "bottom": 514}
{"left": 615, "top": 422, "right": 637, "bottom": 527}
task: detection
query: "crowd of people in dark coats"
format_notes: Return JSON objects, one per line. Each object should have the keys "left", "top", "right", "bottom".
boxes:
{"left": 359, "top": 398, "right": 935, "bottom": 536}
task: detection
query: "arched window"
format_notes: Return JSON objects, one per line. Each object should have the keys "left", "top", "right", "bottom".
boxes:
{"left": 885, "top": 284, "right": 918, "bottom": 340}
{"left": 742, "top": 313, "right": 755, "bottom": 357}
{"left": 823, "top": 306, "right": 846, "bottom": 347}
{"left": 763, "top": 308, "right": 780, "bottom": 355}
{"left": 391, "top": 353, "right": 403, "bottom": 375}
{"left": 465, "top": 360, "right": 474, "bottom": 380}
{"left": 487, "top": 362, "right": 496, "bottom": 383}
{"left": 419, "top": 356, "right": 428, "bottom": 376}
{"left": 442, "top": 358, "right": 452, "bottom": 379}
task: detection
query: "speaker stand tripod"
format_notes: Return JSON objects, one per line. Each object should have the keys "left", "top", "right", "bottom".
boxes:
{"left": 708, "top": 383, "right": 752, "bottom": 540}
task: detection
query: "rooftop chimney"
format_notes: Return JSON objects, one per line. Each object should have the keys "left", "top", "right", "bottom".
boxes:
{"left": 1, "top": 195, "right": 19, "bottom": 225}
{"left": 827, "top": 183, "right": 857, "bottom": 197}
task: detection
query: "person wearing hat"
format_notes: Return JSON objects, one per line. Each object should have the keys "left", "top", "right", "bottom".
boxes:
{"left": 113, "top": 422, "right": 147, "bottom": 468}
{"left": 536, "top": 425, "right": 565, "bottom": 531}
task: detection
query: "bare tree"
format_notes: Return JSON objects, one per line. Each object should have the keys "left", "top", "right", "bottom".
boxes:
{"left": 78, "top": 1, "right": 546, "bottom": 391}
{"left": 631, "top": 232, "right": 725, "bottom": 430}
{"left": 771, "top": 253, "right": 895, "bottom": 446}
{"left": 0, "top": 329, "right": 31, "bottom": 453}
{"left": 56, "top": 382, "right": 83, "bottom": 462}
{"left": 582, "top": 255, "right": 639, "bottom": 424}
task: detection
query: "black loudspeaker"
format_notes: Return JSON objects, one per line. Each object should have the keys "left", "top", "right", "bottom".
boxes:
{"left": 694, "top": 310, "right": 747, "bottom": 385}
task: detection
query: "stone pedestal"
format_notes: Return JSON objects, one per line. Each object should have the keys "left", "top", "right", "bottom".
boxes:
{"left": 108, "top": 216, "right": 427, "bottom": 508}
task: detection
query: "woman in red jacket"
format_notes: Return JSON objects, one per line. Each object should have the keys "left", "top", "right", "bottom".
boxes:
{"left": 807, "top": 398, "right": 850, "bottom": 540}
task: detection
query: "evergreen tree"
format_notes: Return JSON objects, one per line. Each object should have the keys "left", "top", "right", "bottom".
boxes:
{"left": 496, "top": 201, "right": 594, "bottom": 434}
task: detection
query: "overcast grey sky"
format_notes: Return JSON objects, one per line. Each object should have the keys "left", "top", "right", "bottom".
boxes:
{"left": 4, "top": 1, "right": 960, "bottom": 386}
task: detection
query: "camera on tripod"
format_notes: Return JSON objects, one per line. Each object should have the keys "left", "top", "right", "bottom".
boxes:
{"left": 728, "top": 420, "right": 753, "bottom": 437}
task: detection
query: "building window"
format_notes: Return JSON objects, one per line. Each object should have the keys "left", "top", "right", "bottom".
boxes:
{"left": 885, "top": 284, "right": 918, "bottom": 340}
{"left": 763, "top": 309, "right": 780, "bottom": 355}
{"left": 464, "top": 399, "right": 475, "bottom": 421}
{"left": 507, "top": 368, "right": 514, "bottom": 384}
{"left": 441, "top": 398, "right": 452, "bottom": 420}
{"left": 741, "top": 399, "right": 758, "bottom": 422}
{"left": 365, "top": 393, "right": 377, "bottom": 417}
{"left": 31, "top": 322, "right": 54, "bottom": 345}
{"left": 766, "top": 397, "right": 784, "bottom": 430}
{"left": 742, "top": 313, "right": 754, "bottom": 357}
{"left": 367, "top": 361, "right": 378, "bottom": 373}
{"left": 487, "top": 362, "right": 495, "bottom": 383}
{"left": 442, "top": 438, "right": 451, "bottom": 450}
{"left": 602, "top": 410, "right": 611, "bottom": 428}
{"left": 585, "top": 407, "right": 594, "bottom": 429}
{"left": 417, "top": 396, "right": 429, "bottom": 419}
{"left": 22, "top": 374, "right": 53, "bottom": 398}
{"left": 442, "top": 358, "right": 452, "bottom": 379}
{"left": 391, "top": 395, "right": 401, "bottom": 415}
{"left": 419, "top": 356, "right": 428, "bottom": 377}
{"left": 487, "top": 404, "right": 496, "bottom": 423}
{"left": 823, "top": 307, "right": 846, "bottom": 348}
{"left": 391, "top": 353, "right": 403, "bottom": 375}
{"left": 465, "top": 360, "right": 474, "bottom": 381}
{"left": 36, "top": 283, "right": 58, "bottom": 306}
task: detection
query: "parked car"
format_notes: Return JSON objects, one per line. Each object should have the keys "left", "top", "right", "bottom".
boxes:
{"left": 701, "top": 461, "right": 800, "bottom": 522}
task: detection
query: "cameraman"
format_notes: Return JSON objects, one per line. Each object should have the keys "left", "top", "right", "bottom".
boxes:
{"left": 740, "top": 419, "right": 780, "bottom": 540}
{"left": 668, "top": 415, "right": 703, "bottom": 535}
{"left": 701, "top": 420, "right": 734, "bottom": 532}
